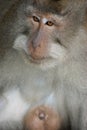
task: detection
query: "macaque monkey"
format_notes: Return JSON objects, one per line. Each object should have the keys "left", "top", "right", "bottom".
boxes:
{"left": 0, "top": 0, "right": 87, "bottom": 130}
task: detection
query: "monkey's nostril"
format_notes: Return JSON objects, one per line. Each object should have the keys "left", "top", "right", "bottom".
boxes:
{"left": 38, "top": 111, "right": 46, "bottom": 120}
{"left": 32, "top": 39, "right": 41, "bottom": 48}
{"left": 33, "top": 43, "right": 40, "bottom": 48}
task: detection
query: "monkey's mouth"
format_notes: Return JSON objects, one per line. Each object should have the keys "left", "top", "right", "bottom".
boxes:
{"left": 29, "top": 56, "right": 45, "bottom": 64}
{"left": 29, "top": 55, "right": 52, "bottom": 64}
{"left": 22, "top": 51, "right": 52, "bottom": 64}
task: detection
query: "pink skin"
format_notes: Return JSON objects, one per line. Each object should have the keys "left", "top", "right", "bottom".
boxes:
{"left": 24, "top": 105, "right": 61, "bottom": 130}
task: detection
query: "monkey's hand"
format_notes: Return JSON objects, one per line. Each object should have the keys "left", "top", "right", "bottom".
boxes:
{"left": 24, "top": 105, "right": 61, "bottom": 130}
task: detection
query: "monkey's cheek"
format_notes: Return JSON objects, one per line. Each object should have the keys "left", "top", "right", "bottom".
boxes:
{"left": 24, "top": 105, "right": 61, "bottom": 130}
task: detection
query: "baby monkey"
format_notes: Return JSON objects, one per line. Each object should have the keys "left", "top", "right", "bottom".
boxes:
{"left": 0, "top": 0, "right": 87, "bottom": 130}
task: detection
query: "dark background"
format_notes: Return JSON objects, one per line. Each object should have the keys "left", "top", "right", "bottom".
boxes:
{"left": 0, "top": 0, "right": 15, "bottom": 20}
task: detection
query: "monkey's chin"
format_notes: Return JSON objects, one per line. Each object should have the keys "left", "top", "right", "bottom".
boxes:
{"left": 22, "top": 51, "right": 58, "bottom": 70}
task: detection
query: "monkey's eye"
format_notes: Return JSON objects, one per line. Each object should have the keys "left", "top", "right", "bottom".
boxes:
{"left": 33, "top": 16, "right": 39, "bottom": 22}
{"left": 46, "top": 21, "right": 54, "bottom": 26}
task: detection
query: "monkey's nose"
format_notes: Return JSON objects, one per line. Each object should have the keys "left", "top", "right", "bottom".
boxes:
{"left": 32, "top": 40, "right": 41, "bottom": 48}
{"left": 29, "top": 43, "right": 45, "bottom": 60}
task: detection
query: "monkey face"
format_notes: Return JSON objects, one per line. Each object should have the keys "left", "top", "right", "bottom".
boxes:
{"left": 27, "top": 13, "right": 67, "bottom": 65}
{"left": 14, "top": 10, "right": 68, "bottom": 69}
{"left": 13, "top": 0, "right": 85, "bottom": 69}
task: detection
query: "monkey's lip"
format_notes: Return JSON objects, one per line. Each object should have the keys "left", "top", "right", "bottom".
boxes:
{"left": 22, "top": 51, "right": 52, "bottom": 64}
{"left": 28, "top": 55, "right": 53, "bottom": 64}
{"left": 29, "top": 56, "right": 46, "bottom": 64}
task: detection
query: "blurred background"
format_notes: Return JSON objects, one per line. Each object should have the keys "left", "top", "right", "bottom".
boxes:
{"left": 0, "top": 0, "right": 15, "bottom": 20}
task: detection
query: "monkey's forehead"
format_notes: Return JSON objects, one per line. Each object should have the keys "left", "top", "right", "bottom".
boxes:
{"left": 25, "top": 0, "right": 86, "bottom": 16}
{"left": 26, "top": 0, "right": 67, "bottom": 15}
